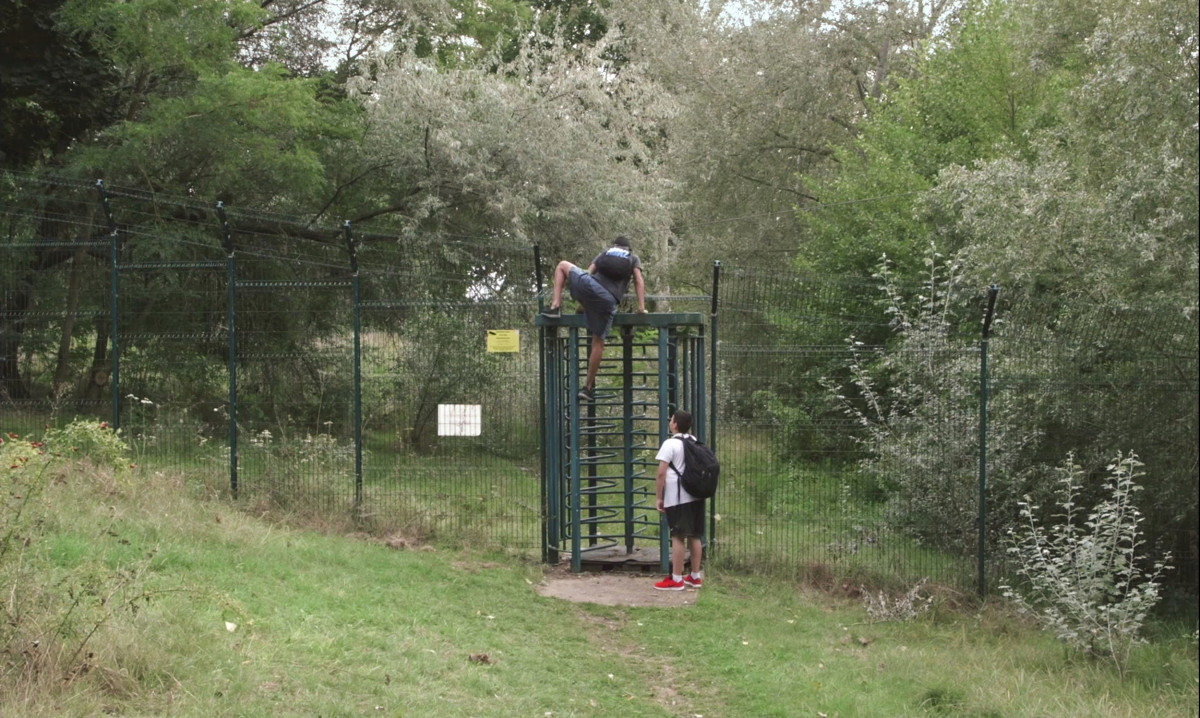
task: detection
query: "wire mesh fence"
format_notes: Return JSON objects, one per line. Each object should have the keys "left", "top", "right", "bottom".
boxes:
{"left": 713, "top": 269, "right": 985, "bottom": 590}
{"left": 0, "top": 173, "right": 549, "bottom": 550}
{"left": 3, "top": 172, "right": 1195, "bottom": 600}
{"left": 983, "top": 294, "right": 1199, "bottom": 603}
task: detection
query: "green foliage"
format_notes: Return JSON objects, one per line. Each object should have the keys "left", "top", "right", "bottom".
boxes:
{"left": 931, "top": 0, "right": 1197, "bottom": 305}
{"left": 1001, "top": 453, "right": 1172, "bottom": 674}
{"left": 57, "top": 0, "right": 246, "bottom": 74}
{"left": 748, "top": 388, "right": 833, "bottom": 459}
{"left": 0, "top": 0, "right": 123, "bottom": 169}
{"left": 77, "top": 64, "right": 357, "bottom": 204}
{"left": 1, "top": 432, "right": 52, "bottom": 561}
{"left": 352, "top": 18, "right": 676, "bottom": 260}
{"left": 780, "top": 0, "right": 1196, "bottom": 590}
{"left": 436, "top": 0, "right": 534, "bottom": 66}
{"left": 796, "top": 0, "right": 1066, "bottom": 284}
{"left": 42, "top": 418, "right": 131, "bottom": 470}
{"left": 240, "top": 429, "right": 358, "bottom": 511}
{"left": 1, "top": 420, "right": 152, "bottom": 693}
{"left": 925, "top": 0, "right": 1199, "bottom": 583}
{"left": 825, "top": 249, "right": 1000, "bottom": 555}
{"left": 2, "top": 422, "right": 129, "bottom": 559}
{"left": 395, "top": 310, "right": 504, "bottom": 453}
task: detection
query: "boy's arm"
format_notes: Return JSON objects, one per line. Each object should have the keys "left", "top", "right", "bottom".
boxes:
{"left": 633, "top": 267, "right": 647, "bottom": 313}
{"left": 656, "top": 460, "right": 668, "bottom": 512}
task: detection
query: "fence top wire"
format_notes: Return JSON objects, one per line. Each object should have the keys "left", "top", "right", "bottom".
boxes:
{"left": 0, "top": 182, "right": 547, "bottom": 307}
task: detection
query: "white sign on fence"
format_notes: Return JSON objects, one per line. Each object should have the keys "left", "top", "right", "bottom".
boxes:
{"left": 437, "top": 404, "right": 482, "bottom": 436}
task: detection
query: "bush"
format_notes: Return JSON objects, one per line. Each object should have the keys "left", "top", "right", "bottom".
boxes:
{"left": 41, "top": 419, "right": 131, "bottom": 469}
{"left": 1000, "top": 453, "right": 1172, "bottom": 674}
{"left": 826, "top": 249, "right": 1026, "bottom": 555}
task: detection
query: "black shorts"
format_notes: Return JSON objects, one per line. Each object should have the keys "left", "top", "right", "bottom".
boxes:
{"left": 665, "top": 500, "right": 705, "bottom": 538}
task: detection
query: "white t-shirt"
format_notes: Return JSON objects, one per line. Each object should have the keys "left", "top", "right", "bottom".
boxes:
{"left": 657, "top": 433, "right": 700, "bottom": 507}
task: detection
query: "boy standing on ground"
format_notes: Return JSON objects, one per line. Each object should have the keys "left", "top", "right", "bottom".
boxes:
{"left": 654, "top": 409, "right": 704, "bottom": 591}
{"left": 542, "top": 236, "right": 647, "bottom": 401}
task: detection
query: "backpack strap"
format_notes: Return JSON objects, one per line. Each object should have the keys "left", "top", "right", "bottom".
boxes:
{"left": 671, "top": 457, "right": 681, "bottom": 504}
{"left": 668, "top": 434, "right": 692, "bottom": 504}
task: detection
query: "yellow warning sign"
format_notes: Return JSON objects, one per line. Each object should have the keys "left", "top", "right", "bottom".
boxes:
{"left": 486, "top": 329, "right": 520, "bottom": 353}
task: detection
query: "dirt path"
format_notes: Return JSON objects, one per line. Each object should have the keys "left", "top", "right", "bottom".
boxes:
{"left": 534, "top": 565, "right": 716, "bottom": 716}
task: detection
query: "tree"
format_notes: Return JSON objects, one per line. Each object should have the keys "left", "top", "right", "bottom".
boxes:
{"left": 936, "top": 0, "right": 1198, "bottom": 307}
{"left": 1, "top": 0, "right": 363, "bottom": 402}
{"left": 777, "top": 0, "right": 1196, "bottom": 580}
{"left": 351, "top": 21, "right": 677, "bottom": 270}
{"left": 927, "top": 0, "right": 1198, "bottom": 576}
{"left": 3, "top": 1, "right": 667, "bottom": 405}
{"left": 0, "top": 0, "right": 122, "bottom": 170}
{"left": 795, "top": 0, "right": 1059, "bottom": 286}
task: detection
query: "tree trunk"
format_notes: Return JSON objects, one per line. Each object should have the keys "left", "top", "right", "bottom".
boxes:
{"left": 52, "top": 248, "right": 88, "bottom": 392}
{"left": 4, "top": 190, "right": 104, "bottom": 401}
{"left": 80, "top": 317, "right": 110, "bottom": 403}
{"left": 0, "top": 286, "right": 32, "bottom": 400}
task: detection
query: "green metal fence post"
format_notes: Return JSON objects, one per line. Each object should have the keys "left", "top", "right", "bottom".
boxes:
{"left": 709, "top": 261, "right": 721, "bottom": 548}
{"left": 345, "top": 222, "right": 363, "bottom": 512}
{"left": 216, "top": 202, "right": 238, "bottom": 498}
{"left": 978, "top": 284, "right": 999, "bottom": 597}
{"left": 622, "top": 325, "right": 637, "bottom": 553}
{"left": 546, "top": 329, "right": 562, "bottom": 565}
{"left": 657, "top": 326, "right": 671, "bottom": 574}
{"left": 96, "top": 181, "right": 120, "bottom": 429}
{"left": 535, "top": 245, "right": 550, "bottom": 563}
{"left": 569, "top": 325, "right": 583, "bottom": 572}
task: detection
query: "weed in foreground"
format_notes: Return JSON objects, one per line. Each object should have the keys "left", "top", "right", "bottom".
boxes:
{"left": 2, "top": 422, "right": 163, "bottom": 705}
{"left": 1001, "top": 452, "right": 1172, "bottom": 675}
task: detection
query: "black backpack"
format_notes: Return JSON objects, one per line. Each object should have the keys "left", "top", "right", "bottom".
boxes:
{"left": 671, "top": 436, "right": 720, "bottom": 500}
{"left": 593, "top": 247, "right": 634, "bottom": 281}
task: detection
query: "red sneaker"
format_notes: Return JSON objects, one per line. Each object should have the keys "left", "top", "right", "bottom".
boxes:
{"left": 683, "top": 575, "right": 703, "bottom": 589}
{"left": 654, "top": 575, "right": 686, "bottom": 591}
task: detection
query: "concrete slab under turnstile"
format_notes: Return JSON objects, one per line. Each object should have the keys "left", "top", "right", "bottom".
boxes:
{"left": 575, "top": 545, "right": 665, "bottom": 573}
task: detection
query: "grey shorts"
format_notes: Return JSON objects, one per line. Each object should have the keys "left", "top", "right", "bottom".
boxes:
{"left": 568, "top": 267, "right": 617, "bottom": 339}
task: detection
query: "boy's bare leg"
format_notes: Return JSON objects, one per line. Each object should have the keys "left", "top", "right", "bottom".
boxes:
{"left": 671, "top": 535, "right": 686, "bottom": 578}
{"left": 585, "top": 335, "right": 605, "bottom": 391}
{"left": 550, "top": 260, "right": 575, "bottom": 308}
{"left": 688, "top": 536, "right": 703, "bottom": 574}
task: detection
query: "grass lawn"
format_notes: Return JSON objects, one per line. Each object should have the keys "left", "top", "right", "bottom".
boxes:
{"left": 2, "top": 455, "right": 1197, "bottom": 717}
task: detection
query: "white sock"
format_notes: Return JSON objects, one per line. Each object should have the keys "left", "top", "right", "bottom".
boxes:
{"left": 672, "top": 574, "right": 683, "bottom": 582}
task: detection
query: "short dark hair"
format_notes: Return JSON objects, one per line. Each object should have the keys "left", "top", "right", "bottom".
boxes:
{"left": 672, "top": 409, "right": 692, "bottom": 433}
{"left": 612, "top": 235, "right": 631, "bottom": 248}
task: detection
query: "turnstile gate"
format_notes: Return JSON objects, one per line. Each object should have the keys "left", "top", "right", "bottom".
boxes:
{"left": 537, "top": 312, "right": 707, "bottom": 572}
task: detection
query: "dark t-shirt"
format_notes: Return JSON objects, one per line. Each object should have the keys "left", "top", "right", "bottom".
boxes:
{"left": 590, "top": 247, "right": 642, "bottom": 302}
